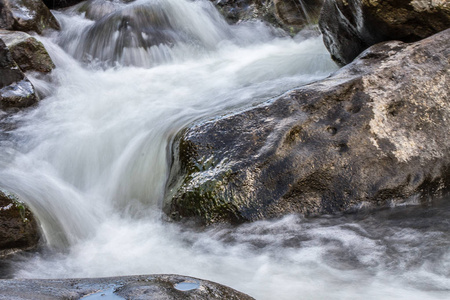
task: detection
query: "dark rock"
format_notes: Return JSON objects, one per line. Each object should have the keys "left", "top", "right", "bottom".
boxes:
{"left": 166, "top": 29, "right": 450, "bottom": 225}
{"left": 0, "top": 0, "right": 60, "bottom": 34}
{"left": 42, "top": 0, "right": 83, "bottom": 9}
{"left": 0, "top": 189, "right": 40, "bottom": 257}
{"left": 0, "top": 274, "right": 255, "bottom": 299}
{"left": 0, "top": 38, "right": 38, "bottom": 109}
{"left": 210, "top": 0, "right": 272, "bottom": 25}
{"left": 319, "top": 0, "right": 450, "bottom": 65}
{"left": 0, "top": 30, "right": 54, "bottom": 72}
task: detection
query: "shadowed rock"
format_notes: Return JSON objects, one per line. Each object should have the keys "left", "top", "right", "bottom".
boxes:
{"left": 166, "top": 29, "right": 450, "bottom": 225}
{"left": 0, "top": 274, "right": 255, "bottom": 299}
{"left": 319, "top": 0, "right": 450, "bottom": 65}
{"left": 0, "top": 189, "right": 40, "bottom": 257}
{"left": 0, "top": 0, "right": 60, "bottom": 34}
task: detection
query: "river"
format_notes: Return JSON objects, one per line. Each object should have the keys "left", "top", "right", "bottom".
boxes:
{"left": 0, "top": 0, "right": 449, "bottom": 299}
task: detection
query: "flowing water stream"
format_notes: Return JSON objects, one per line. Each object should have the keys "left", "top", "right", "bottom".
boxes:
{"left": 0, "top": 0, "right": 449, "bottom": 299}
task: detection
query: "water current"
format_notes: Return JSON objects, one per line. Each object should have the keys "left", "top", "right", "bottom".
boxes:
{"left": 0, "top": 0, "right": 449, "bottom": 299}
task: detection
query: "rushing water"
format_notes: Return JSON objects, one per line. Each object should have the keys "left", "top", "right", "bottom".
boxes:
{"left": 0, "top": 0, "right": 449, "bottom": 299}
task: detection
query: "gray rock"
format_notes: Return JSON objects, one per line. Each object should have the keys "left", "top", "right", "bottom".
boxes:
{"left": 211, "top": 0, "right": 276, "bottom": 25}
{"left": 166, "top": 29, "right": 450, "bottom": 225}
{"left": 211, "top": 0, "right": 323, "bottom": 34}
{"left": 0, "top": 0, "right": 60, "bottom": 34}
{"left": 319, "top": 0, "right": 450, "bottom": 65}
{"left": 0, "top": 189, "right": 40, "bottom": 257}
{"left": 0, "top": 38, "right": 38, "bottom": 109}
{"left": 0, "top": 30, "right": 54, "bottom": 73}
{"left": 0, "top": 274, "right": 255, "bottom": 299}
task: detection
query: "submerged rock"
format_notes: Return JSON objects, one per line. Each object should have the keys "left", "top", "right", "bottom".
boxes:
{"left": 0, "top": 189, "right": 40, "bottom": 257}
{"left": 319, "top": 0, "right": 450, "bottom": 65}
{"left": 211, "top": 0, "right": 276, "bottom": 25}
{"left": 0, "top": 30, "right": 54, "bottom": 73}
{"left": 0, "top": 274, "right": 255, "bottom": 299}
{"left": 166, "top": 29, "right": 450, "bottom": 225}
{"left": 0, "top": 0, "right": 60, "bottom": 34}
{"left": 0, "top": 38, "right": 38, "bottom": 109}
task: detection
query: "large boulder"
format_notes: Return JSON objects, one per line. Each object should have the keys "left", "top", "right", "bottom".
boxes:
{"left": 0, "top": 274, "right": 254, "bottom": 299}
{"left": 0, "top": 30, "right": 54, "bottom": 73}
{"left": 165, "top": 29, "right": 450, "bottom": 225}
{"left": 0, "top": 0, "right": 60, "bottom": 34}
{"left": 0, "top": 38, "right": 38, "bottom": 109}
{"left": 319, "top": 0, "right": 450, "bottom": 65}
{"left": 0, "top": 189, "right": 40, "bottom": 256}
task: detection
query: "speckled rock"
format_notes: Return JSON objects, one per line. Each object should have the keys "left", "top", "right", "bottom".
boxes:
{"left": 209, "top": 0, "right": 276, "bottom": 26}
{"left": 0, "top": 38, "right": 38, "bottom": 109}
{"left": 0, "top": 274, "right": 255, "bottom": 299}
{"left": 166, "top": 29, "right": 450, "bottom": 225}
{"left": 0, "top": 30, "right": 54, "bottom": 72}
{"left": 0, "top": 189, "right": 40, "bottom": 257}
{"left": 319, "top": 0, "right": 450, "bottom": 65}
{"left": 0, "top": 0, "right": 60, "bottom": 34}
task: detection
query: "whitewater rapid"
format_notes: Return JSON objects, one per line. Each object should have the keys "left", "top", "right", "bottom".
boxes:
{"left": 0, "top": 0, "right": 449, "bottom": 299}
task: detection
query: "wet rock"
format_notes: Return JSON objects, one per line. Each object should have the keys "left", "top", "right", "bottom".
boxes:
{"left": 211, "top": 0, "right": 323, "bottom": 33}
{"left": 273, "top": 0, "right": 323, "bottom": 32}
{"left": 0, "top": 0, "right": 60, "bottom": 34}
{"left": 72, "top": 0, "right": 128, "bottom": 21}
{"left": 0, "top": 189, "right": 40, "bottom": 257}
{"left": 0, "top": 38, "right": 38, "bottom": 109}
{"left": 166, "top": 29, "right": 450, "bottom": 225}
{"left": 0, "top": 274, "right": 255, "bottom": 299}
{"left": 211, "top": 0, "right": 276, "bottom": 25}
{"left": 319, "top": 0, "right": 450, "bottom": 65}
{"left": 0, "top": 30, "right": 54, "bottom": 72}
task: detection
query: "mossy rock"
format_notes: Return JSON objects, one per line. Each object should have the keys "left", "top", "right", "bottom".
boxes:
{"left": 0, "top": 189, "right": 40, "bottom": 256}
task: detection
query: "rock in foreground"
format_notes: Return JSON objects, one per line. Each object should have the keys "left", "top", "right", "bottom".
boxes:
{"left": 0, "top": 274, "right": 255, "bottom": 299}
{"left": 166, "top": 29, "right": 450, "bottom": 225}
{"left": 0, "top": 189, "right": 40, "bottom": 257}
{"left": 319, "top": 0, "right": 450, "bottom": 65}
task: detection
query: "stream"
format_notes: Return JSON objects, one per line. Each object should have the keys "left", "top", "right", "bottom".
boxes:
{"left": 0, "top": 0, "right": 449, "bottom": 299}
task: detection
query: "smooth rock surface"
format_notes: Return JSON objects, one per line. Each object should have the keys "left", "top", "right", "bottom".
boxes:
{"left": 0, "top": 29, "right": 54, "bottom": 72}
{"left": 166, "top": 29, "right": 450, "bottom": 225}
{"left": 273, "top": 0, "right": 322, "bottom": 32}
{"left": 0, "top": 38, "right": 38, "bottom": 109}
{"left": 0, "top": 0, "right": 60, "bottom": 33}
{"left": 319, "top": 0, "right": 450, "bottom": 65}
{"left": 0, "top": 274, "right": 255, "bottom": 299}
{"left": 0, "top": 189, "right": 40, "bottom": 257}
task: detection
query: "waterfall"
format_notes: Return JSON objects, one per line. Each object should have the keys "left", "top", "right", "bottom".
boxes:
{"left": 0, "top": 1, "right": 448, "bottom": 299}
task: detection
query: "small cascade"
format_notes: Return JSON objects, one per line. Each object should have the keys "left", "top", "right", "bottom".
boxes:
{"left": 58, "top": 0, "right": 234, "bottom": 67}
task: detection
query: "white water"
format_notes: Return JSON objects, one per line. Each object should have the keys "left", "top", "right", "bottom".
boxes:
{"left": 1, "top": 0, "right": 449, "bottom": 299}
